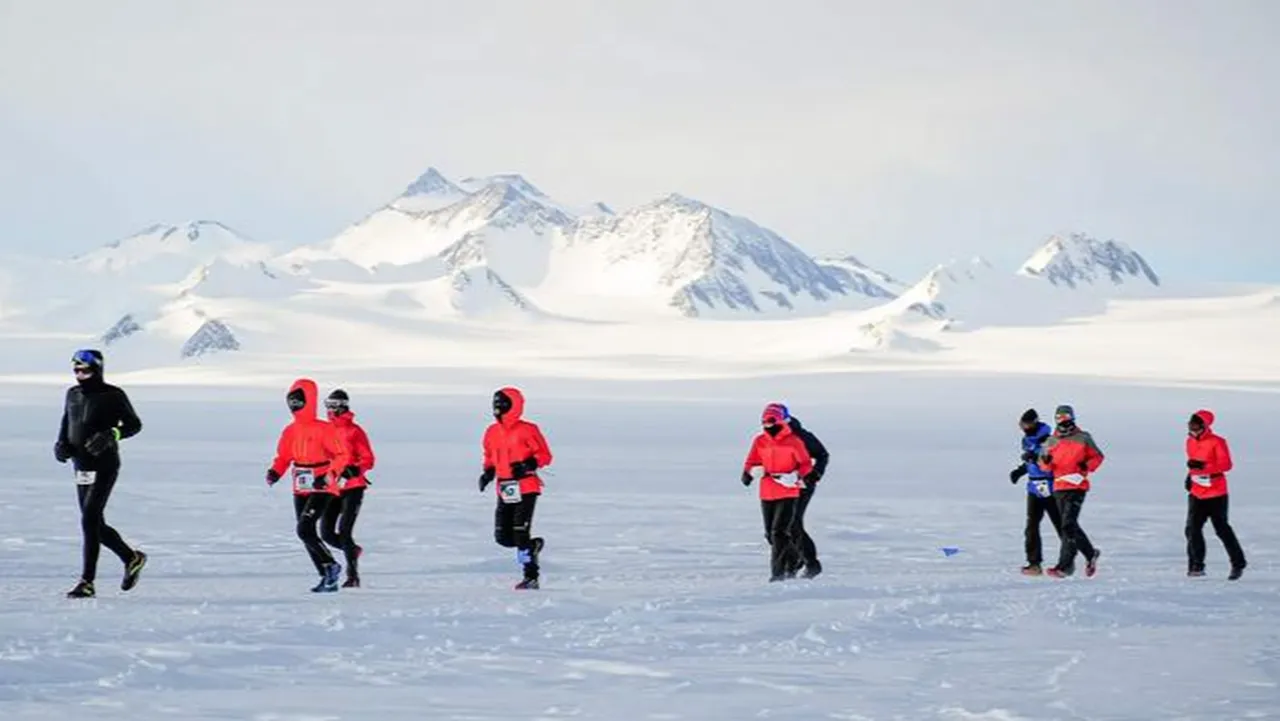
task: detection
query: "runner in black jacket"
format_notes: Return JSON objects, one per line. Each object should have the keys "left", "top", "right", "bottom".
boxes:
{"left": 786, "top": 414, "right": 830, "bottom": 578}
{"left": 55, "top": 350, "right": 147, "bottom": 598}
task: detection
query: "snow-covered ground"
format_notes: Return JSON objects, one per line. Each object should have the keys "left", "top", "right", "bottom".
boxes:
{"left": 2, "top": 372, "right": 1278, "bottom": 720}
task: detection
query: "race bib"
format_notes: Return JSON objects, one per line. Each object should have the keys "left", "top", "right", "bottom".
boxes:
{"left": 498, "top": 479, "right": 522, "bottom": 504}
{"left": 771, "top": 472, "right": 803, "bottom": 489}
{"left": 75, "top": 470, "right": 96, "bottom": 486}
{"left": 1055, "top": 473, "right": 1086, "bottom": 485}
{"left": 292, "top": 468, "right": 316, "bottom": 491}
{"left": 1030, "top": 479, "right": 1051, "bottom": 498}
{"left": 1191, "top": 474, "right": 1213, "bottom": 487}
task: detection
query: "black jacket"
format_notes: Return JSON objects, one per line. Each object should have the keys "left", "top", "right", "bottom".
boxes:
{"left": 787, "top": 417, "right": 829, "bottom": 478}
{"left": 57, "top": 379, "right": 142, "bottom": 471}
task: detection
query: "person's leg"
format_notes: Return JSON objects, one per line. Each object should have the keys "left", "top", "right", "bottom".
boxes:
{"left": 1024, "top": 493, "right": 1046, "bottom": 567}
{"left": 1185, "top": 495, "right": 1209, "bottom": 574}
{"left": 514, "top": 494, "right": 540, "bottom": 583}
{"left": 295, "top": 493, "right": 336, "bottom": 575}
{"left": 337, "top": 488, "right": 366, "bottom": 583}
{"left": 1207, "top": 495, "right": 1246, "bottom": 572}
{"left": 767, "top": 498, "right": 798, "bottom": 580}
{"left": 78, "top": 467, "right": 134, "bottom": 583}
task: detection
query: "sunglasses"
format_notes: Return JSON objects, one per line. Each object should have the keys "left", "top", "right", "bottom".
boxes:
{"left": 324, "top": 400, "right": 349, "bottom": 412}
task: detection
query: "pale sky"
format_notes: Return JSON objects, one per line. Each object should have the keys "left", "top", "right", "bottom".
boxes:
{"left": 2, "top": 0, "right": 1277, "bottom": 282}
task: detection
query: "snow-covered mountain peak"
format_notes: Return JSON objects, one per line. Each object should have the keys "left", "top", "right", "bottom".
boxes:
{"left": 72, "top": 220, "right": 270, "bottom": 274}
{"left": 400, "top": 167, "right": 465, "bottom": 199}
{"left": 1019, "top": 232, "right": 1159, "bottom": 288}
{"left": 648, "top": 193, "right": 712, "bottom": 215}
{"left": 459, "top": 173, "right": 549, "bottom": 199}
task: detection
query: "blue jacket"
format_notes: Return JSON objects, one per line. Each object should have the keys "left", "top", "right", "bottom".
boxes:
{"left": 1021, "top": 422, "right": 1053, "bottom": 492}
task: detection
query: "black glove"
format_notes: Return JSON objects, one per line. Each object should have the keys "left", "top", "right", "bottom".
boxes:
{"left": 803, "top": 470, "right": 822, "bottom": 485}
{"left": 510, "top": 458, "right": 537, "bottom": 479}
{"left": 1187, "top": 459, "right": 1206, "bottom": 470}
{"left": 741, "top": 471, "right": 753, "bottom": 486}
{"left": 1020, "top": 450, "right": 1037, "bottom": 463}
{"left": 341, "top": 465, "right": 360, "bottom": 479}
{"left": 266, "top": 469, "right": 281, "bottom": 486}
{"left": 83, "top": 430, "right": 116, "bottom": 456}
{"left": 1041, "top": 453, "right": 1053, "bottom": 464}
{"left": 1077, "top": 460, "right": 1089, "bottom": 473}
{"left": 1010, "top": 466, "right": 1028, "bottom": 484}
{"left": 54, "top": 441, "right": 72, "bottom": 464}
{"left": 312, "top": 474, "right": 329, "bottom": 491}
{"left": 1185, "top": 475, "right": 1192, "bottom": 492}
{"left": 479, "top": 466, "right": 495, "bottom": 492}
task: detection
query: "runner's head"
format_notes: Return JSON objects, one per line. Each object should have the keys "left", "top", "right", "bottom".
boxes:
{"left": 761, "top": 402, "right": 789, "bottom": 437}
{"left": 325, "top": 389, "right": 350, "bottom": 418}
{"left": 1053, "top": 404, "right": 1076, "bottom": 433}
{"left": 1188, "top": 410, "right": 1213, "bottom": 437}
{"left": 71, "top": 349, "right": 104, "bottom": 386}
{"left": 1019, "top": 408, "right": 1039, "bottom": 434}
{"left": 493, "top": 389, "right": 513, "bottom": 419}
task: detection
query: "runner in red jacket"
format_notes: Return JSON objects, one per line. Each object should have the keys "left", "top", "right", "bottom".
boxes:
{"left": 1037, "top": 404, "right": 1103, "bottom": 579}
{"left": 479, "top": 387, "right": 553, "bottom": 590}
{"left": 742, "top": 403, "right": 815, "bottom": 582}
{"left": 266, "top": 378, "right": 357, "bottom": 593}
{"left": 320, "top": 389, "right": 375, "bottom": 588}
{"left": 1184, "top": 409, "right": 1246, "bottom": 579}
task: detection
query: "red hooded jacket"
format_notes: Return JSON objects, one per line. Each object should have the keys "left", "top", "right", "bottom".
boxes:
{"left": 1186, "top": 409, "right": 1232, "bottom": 500}
{"left": 329, "top": 411, "right": 375, "bottom": 492}
{"left": 744, "top": 424, "right": 815, "bottom": 501}
{"left": 482, "top": 387, "right": 553, "bottom": 497}
{"left": 269, "top": 379, "right": 351, "bottom": 497}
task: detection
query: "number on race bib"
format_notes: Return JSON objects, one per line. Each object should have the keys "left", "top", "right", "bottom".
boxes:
{"left": 293, "top": 468, "right": 316, "bottom": 491}
{"left": 74, "top": 471, "right": 96, "bottom": 486}
{"left": 498, "top": 480, "right": 522, "bottom": 504}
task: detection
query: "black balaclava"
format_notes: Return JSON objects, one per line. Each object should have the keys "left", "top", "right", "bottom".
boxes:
{"left": 1188, "top": 413, "right": 1205, "bottom": 437}
{"left": 1019, "top": 408, "right": 1039, "bottom": 435}
{"left": 493, "top": 390, "right": 513, "bottom": 419}
{"left": 72, "top": 349, "right": 105, "bottom": 389}
{"left": 287, "top": 387, "right": 307, "bottom": 412}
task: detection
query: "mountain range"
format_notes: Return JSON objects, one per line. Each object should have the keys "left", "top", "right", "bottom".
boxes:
{"left": 0, "top": 167, "right": 1164, "bottom": 360}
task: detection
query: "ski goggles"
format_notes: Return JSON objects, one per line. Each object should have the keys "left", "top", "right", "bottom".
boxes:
{"left": 72, "top": 350, "right": 101, "bottom": 374}
{"left": 324, "top": 398, "right": 349, "bottom": 413}
{"left": 72, "top": 349, "right": 100, "bottom": 367}
{"left": 761, "top": 402, "right": 789, "bottom": 425}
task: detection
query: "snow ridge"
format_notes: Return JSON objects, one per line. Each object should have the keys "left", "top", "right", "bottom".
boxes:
{"left": 1019, "top": 232, "right": 1160, "bottom": 288}
{"left": 180, "top": 319, "right": 240, "bottom": 358}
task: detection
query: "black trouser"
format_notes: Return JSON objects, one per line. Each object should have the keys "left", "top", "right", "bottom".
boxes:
{"left": 494, "top": 492, "right": 540, "bottom": 580}
{"left": 1025, "top": 490, "right": 1064, "bottom": 565}
{"left": 1186, "top": 494, "right": 1246, "bottom": 571}
{"left": 321, "top": 488, "right": 365, "bottom": 575}
{"left": 76, "top": 465, "right": 135, "bottom": 582}
{"left": 294, "top": 493, "right": 336, "bottom": 575}
{"left": 1053, "top": 490, "right": 1095, "bottom": 572}
{"left": 787, "top": 484, "right": 819, "bottom": 572}
{"left": 761, "top": 498, "right": 799, "bottom": 578}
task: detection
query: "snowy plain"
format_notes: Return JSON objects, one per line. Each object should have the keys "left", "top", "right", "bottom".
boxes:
{"left": 2, "top": 171, "right": 1279, "bottom": 718}
{"left": 2, "top": 366, "right": 1279, "bottom": 721}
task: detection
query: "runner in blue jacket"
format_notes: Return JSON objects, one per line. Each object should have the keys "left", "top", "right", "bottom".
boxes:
{"left": 1009, "top": 408, "right": 1063, "bottom": 575}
